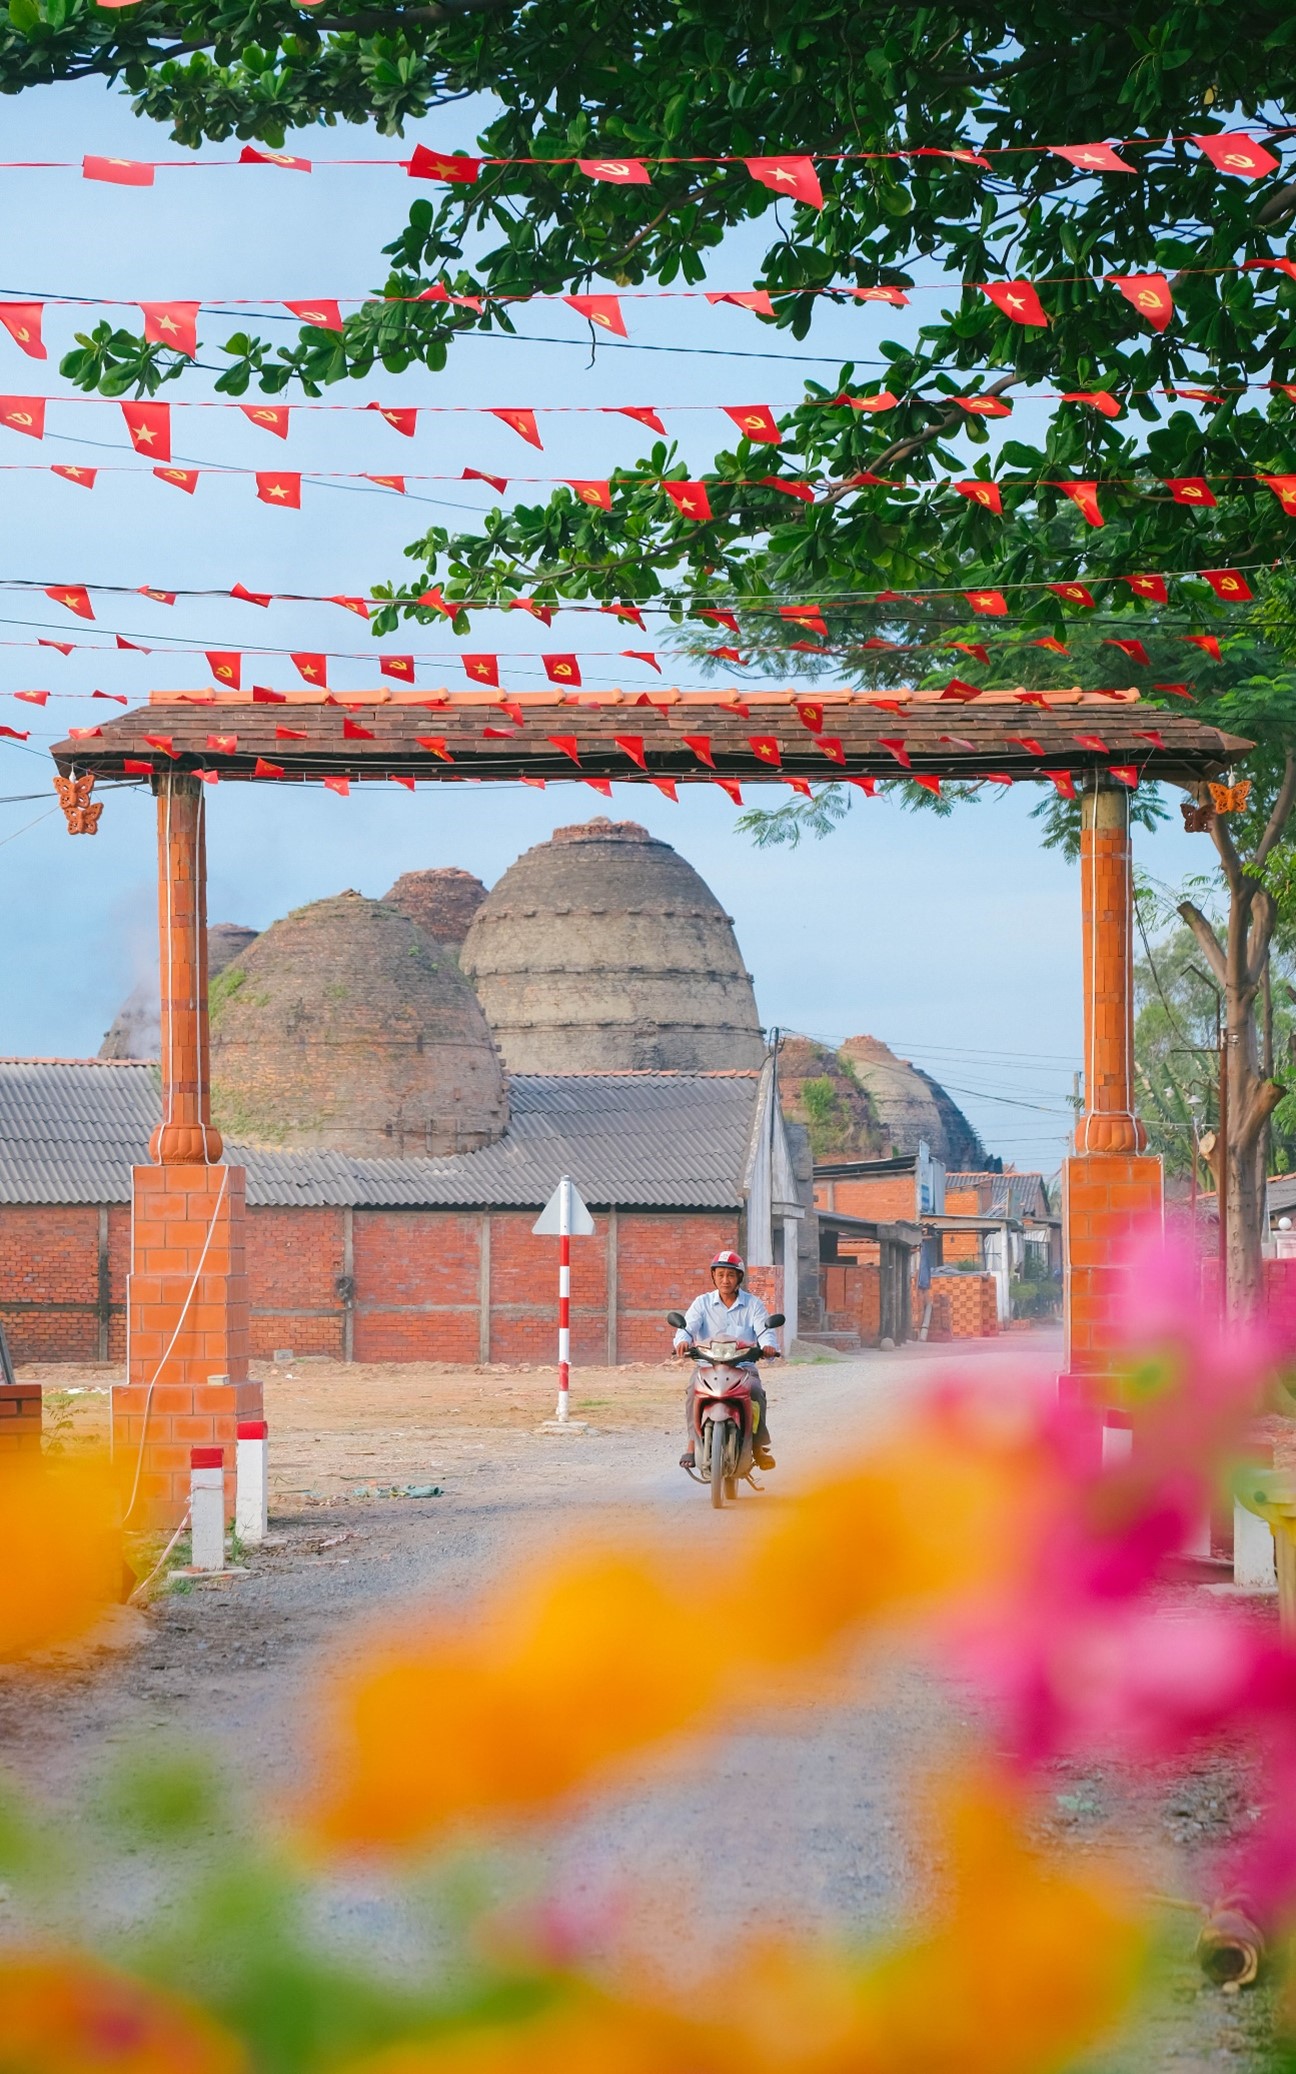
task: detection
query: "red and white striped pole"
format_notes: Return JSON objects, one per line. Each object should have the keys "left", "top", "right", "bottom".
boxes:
{"left": 556, "top": 1174, "right": 571, "bottom": 1423}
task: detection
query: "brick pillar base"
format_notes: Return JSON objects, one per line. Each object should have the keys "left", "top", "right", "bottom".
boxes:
{"left": 1061, "top": 1152, "right": 1164, "bottom": 1383}
{"left": 116, "top": 1164, "right": 261, "bottom": 1530}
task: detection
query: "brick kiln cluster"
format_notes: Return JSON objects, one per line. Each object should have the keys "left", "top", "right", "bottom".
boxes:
{"left": 0, "top": 819, "right": 819, "bottom": 1386}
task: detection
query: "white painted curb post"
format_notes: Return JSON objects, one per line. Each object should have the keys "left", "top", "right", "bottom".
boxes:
{"left": 1234, "top": 1502, "right": 1279, "bottom": 1589}
{"left": 189, "top": 1446, "right": 226, "bottom": 1572}
{"left": 236, "top": 1418, "right": 269, "bottom": 1545}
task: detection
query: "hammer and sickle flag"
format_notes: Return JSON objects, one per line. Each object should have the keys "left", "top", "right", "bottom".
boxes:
{"left": 1192, "top": 133, "right": 1280, "bottom": 180}
{"left": 1201, "top": 569, "right": 1254, "bottom": 601}
{"left": 1110, "top": 273, "right": 1175, "bottom": 331}
{"left": 578, "top": 157, "right": 651, "bottom": 184}
{"left": 0, "top": 304, "right": 45, "bottom": 359}
{"left": 0, "top": 396, "right": 44, "bottom": 438}
{"left": 543, "top": 655, "right": 581, "bottom": 686}
{"left": 956, "top": 480, "right": 1003, "bottom": 514}
{"left": 241, "top": 404, "right": 291, "bottom": 439}
{"left": 722, "top": 404, "right": 782, "bottom": 445}
{"left": 205, "top": 652, "right": 241, "bottom": 688}
{"left": 564, "top": 294, "right": 627, "bottom": 337}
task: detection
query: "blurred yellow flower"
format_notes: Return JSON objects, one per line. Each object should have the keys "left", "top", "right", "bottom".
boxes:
{"left": 0, "top": 1450, "right": 123, "bottom": 1661}
{"left": 309, "top": 1406, "right": 1045, "bottom": 1854}
{"left": 311, "top": 1552, "right": 721, "bottom": 1849}
{"left": 0, "top": 1951, "right": 246, "bottom": 2073}
{"left": 334, "top": 1990, "right": 733, "bottom": 2074}
{"left": 834, "top": 1784, "right": 1145, "bottom": 2074}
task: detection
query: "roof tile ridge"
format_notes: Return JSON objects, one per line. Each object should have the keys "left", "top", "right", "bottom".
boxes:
{"left": 0, "top": 1054, "right": 158, "bottom": 1067}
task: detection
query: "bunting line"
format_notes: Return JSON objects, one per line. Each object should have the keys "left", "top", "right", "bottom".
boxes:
{"left": 4, "top": 130, "right": 1285, "bottom": 185}
{"left": 9, "top": 454, "right": 1296, "bottom": 522}
{"left": 3, "top": 256, "right": 1296, "bottom": 347}
{"left": 3, "top": 566, "right": 1268, "bottom": 617}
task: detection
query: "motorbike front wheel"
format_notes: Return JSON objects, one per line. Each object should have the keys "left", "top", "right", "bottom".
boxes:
{"left": 709, "top": 1420, "right": 728, "bottom": 1509}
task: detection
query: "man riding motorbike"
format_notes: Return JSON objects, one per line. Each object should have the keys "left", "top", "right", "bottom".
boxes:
{"left": 674, "top": 1250, "right": 779, "bottom": 1471}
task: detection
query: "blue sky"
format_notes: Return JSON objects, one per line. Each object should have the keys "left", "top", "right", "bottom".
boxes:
{"left": 0, "top": 77, "right": 1214, "bottom": 1170}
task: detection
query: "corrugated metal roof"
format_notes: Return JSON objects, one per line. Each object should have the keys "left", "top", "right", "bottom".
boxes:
{"left": 0, "top": 1060, "right": 758, "bottom": 1211}
{"left": 947, "top": 1170, "right": 1051, "bottom": 1218}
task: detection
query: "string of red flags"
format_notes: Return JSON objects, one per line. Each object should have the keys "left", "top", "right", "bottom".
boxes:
{"left": 8, "top": 256, "right": 1296, "bottom": 351}
{"left": 6, "top": 380, "right": 1296, "bottom": 443}
{"left": 6, "top": 567, "right": 1265, "bottom": 621}
{"left": 0, "top": 617, "right": 1231, "bottom": 680}
{"left": 11, "top": 131, "right": 1283, "bottom": 186}
{"left": 12, "top": 446, "right": 1296, "bottom": 533}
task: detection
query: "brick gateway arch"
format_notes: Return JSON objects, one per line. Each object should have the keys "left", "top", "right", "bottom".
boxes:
{"left": 53, "top": 685, "right": 1247, "bottom": 1527}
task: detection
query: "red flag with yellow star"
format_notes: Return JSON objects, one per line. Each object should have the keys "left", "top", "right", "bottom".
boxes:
{"left": 406, "top": 145, "right": 480, "bottom": 184}
{"left": 744, "top": 156, "right": 823, "bottom": 208}
{"left": 122, "top": 401, "right": 170, "bottom": 459}
{"left": 46, "top": 585, "right": 93, "bottom": 619}
{"left": 292, "top": 653, "right": 327, "bottom": 687}
{"left": 140, "top": 302, "right": 199, "bottom": 357}
{"left": 256, "top": 472, "right": 301, "bottom": 508}
{"left": 463, "top": 656, "right": 500, "bottom": 687}
{"left": 979, "top": 281, "right": 1048, "bottom": 326}
{"left": 664, "top": 482, "right": 713, "bottom": 521}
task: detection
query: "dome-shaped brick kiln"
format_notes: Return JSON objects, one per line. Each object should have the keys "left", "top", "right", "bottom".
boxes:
{"left": 839, "top": 1033, "right": 984, "bottom": 1167}
{"left": 382, "top": 867, "right": 487, "bottom": 953}
{"left": 209, "top": 891, "right": 507, "bottom": 1155}
{"left": 460, "top": 818, "right": 765, "bottom": 1072}
{"left": 100, "top": 922, "right": 258, "bottom": 1061}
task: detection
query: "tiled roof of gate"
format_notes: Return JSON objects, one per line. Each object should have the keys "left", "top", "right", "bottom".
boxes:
{"left": 0, "top": 1059, "right": 759, "bottom": 1211}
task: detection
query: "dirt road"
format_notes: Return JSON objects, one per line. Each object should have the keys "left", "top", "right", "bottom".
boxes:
{"left": 1, "top": 1333, "right": 1278, "bottom": 2068}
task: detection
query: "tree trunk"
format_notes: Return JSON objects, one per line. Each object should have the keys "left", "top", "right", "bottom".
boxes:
{"left": 1179, "top": 752, "right": 1296, "bottom": 1315}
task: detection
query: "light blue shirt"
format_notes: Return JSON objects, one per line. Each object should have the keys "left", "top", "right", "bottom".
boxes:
{"left": 675, "top": 1287, "right": 777, "bottom": 1351}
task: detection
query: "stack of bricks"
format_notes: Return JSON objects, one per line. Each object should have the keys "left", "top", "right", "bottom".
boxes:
{"left": 118, "top": 1162, "right": 262, "bottom": 1529}
{"left": 0, "top": 1382, "right": 41, "bottom": 1455}
{"left": 937, "top": 1273, "right": 1000, "bottom": 1338}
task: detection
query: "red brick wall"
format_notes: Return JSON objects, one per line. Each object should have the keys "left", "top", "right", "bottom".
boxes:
{"left": 0, "top": 1204, "right": 129, "bottom": 1364}
{"left": 248, "top": 1205, "right": 346, "bottom": 1359}
{"left": 354, "top": 1210, "right": 481, "bottom": 1364}
{"left": 0, "top": 1200, "right": 740, "bottom": 1369}
{"left": 942, "top": 1187, "right": 982, "bottom": 1265}
{"left": 614, "top": 1211, "right": 738, "bottom": 1360}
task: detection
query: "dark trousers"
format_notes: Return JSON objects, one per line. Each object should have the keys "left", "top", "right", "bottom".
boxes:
{"left": 685, "top": 1370, "right": 769, "bottom": 1449}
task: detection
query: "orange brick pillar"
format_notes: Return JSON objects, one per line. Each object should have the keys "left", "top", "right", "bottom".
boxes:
{"left": 117, "top": 773, "right": 259, "bottom": 1531}
{"left": 1062, "top": 777, "right": 1163, "bottom": 1387}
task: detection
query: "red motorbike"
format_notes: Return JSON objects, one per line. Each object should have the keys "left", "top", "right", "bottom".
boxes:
{"left": 667, "top": 1308, "right": 784, "bottom": 1509}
